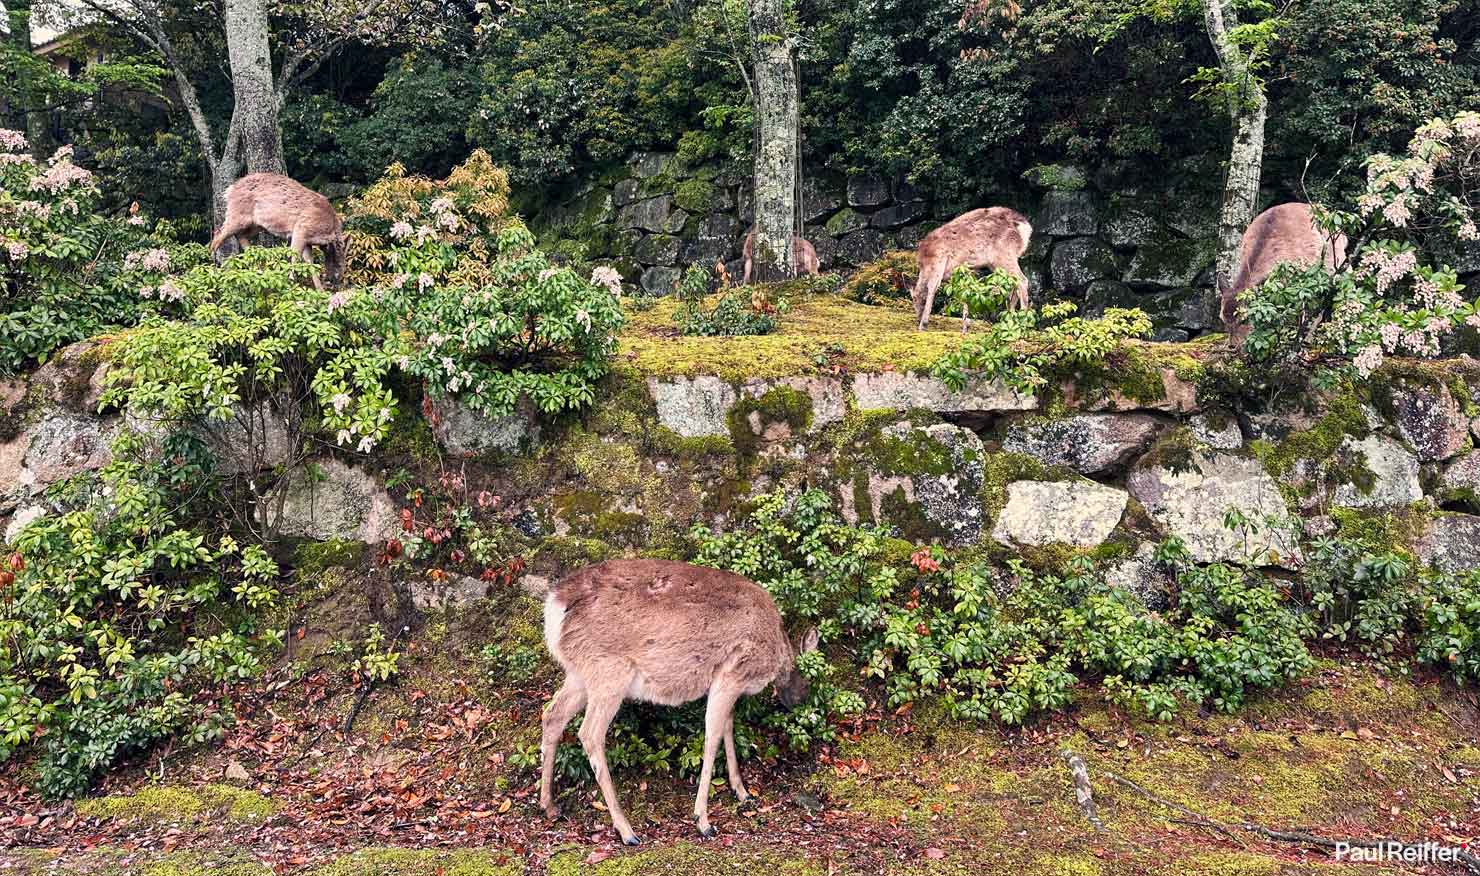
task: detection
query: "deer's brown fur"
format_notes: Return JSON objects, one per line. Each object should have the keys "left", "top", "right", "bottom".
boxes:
{"left": 538, "top": 559, "right": 817, "bottom": 845}
{"left": 912, "top": 206, "right": 1032, "bottom": 330}
{"left": 1219, "top": 202, "right": 1348, "bottom": 345}
{"left": 742, "top": 229, "right": 820, "bottom": 284}
{"left": 208, "top": 173, "right": 345, "bottom": 290}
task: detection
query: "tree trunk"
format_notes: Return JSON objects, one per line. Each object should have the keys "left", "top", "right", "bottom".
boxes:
{"left": 1204, "top": 0, "right": 1267, "bottom": 289}
{"left": 747, "top": 0, "right": 798, "bottom": 283}
{"left": 224, "top": 0, "right": 285, "bottom": 175}
{"left": 5, "top": 0, "right": 53, "bottom": 158}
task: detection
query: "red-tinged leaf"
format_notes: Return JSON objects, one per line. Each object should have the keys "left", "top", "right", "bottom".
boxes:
{"left": 924, "top": 848, "right": 946, "bottom": 860}
{"left": 586, "top": 849, "right": 613, "bottom": 865}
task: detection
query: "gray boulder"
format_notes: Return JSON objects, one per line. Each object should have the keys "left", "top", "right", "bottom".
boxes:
{"left": 1050, "top": 238, "right": 1118, "bottom": 291}
{"left": 882, "top": 422, "right": 987, "bottom": 545}
{"left": 631, "top": 152, "right": 674, "bottom": 179}
{"left": 648, "top": 376, "right": 739, "bottom": 438}
{"left": 427, "top": 395, "right": 540, "bottom": 457}
{"left": 991, "top": 480, "right": 1128, "bottom": 548}
{"left": 835, "top": 229, "right": 888, "bottom": 265}
{"left": 846, "top": 175, "right": 891, "bottom": 208}
{"left": 639, "top": 266, "right": 683, "bottom": 296}
{"left": 1388, "top": 381, "right": 1471, "bottom": 462}
{"left": 1102, "top": 543, "right": 1173, "bottom": 611}
{"left": 1416, "top": 514, "right": 1480, "bottom": 574}
{"left": 1001, "top": 413, "right": 1163, "bottom": 475}
{"left": 1329, "top": 434, "right": 1422, "bottom": 509}
{"left": 1035, "top": 190, "right": 1098, "bottom": 237}
{"left": 618, "top": 196, "right": 674, "bottom": 233}
{"left": 852, "top": 372, "right": 1036, "bottom": 415}
{"left": 633, "top": 233, "right": 681, "bottom": 266}
{"left": 1126, "top": 451, "right": 1299, "bottom": 566}
{"left": 272, "top": 458, "right": 396, "bottom": 544}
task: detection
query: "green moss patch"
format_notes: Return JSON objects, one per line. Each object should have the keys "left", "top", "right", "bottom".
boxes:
{"left": 546, "top": 842, "right": 823, "bottom": 876}
{"left": 726, "top": 385, "right": 814, "bottom": 458}
{"left": 77, "top": 784, "right": 278, "bottom": 824}
{"left": 307, "top": 848, "right": 523, "bottom": 876}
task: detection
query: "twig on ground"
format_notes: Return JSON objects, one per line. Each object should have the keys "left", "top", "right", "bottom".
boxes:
{"left": 1060, "top": 750, "right": 1105, "bottom": 832}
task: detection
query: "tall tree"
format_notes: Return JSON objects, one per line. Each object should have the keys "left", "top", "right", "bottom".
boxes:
{"left": 746, "top": 0, "right": 798, "bottom": 282}
{"left": 1203, "top": 0, "right": 1269, "bottom": 295}
{"left": 72, "top": 0, "right": 398, "bottom": 223}
{"left": 3, "top": 0, "right": 54, "bottom": 156}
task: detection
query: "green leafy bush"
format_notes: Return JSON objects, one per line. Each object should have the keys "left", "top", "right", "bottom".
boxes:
{"left": 0, "top": 430, "right": 282, "bottom": 799}
{"left": 931, "top": 302, "right": 1153, "bottom": 393}
{"left": 673, "top": 264, "right": 781, "bottom": 337}
{"left": 940, "top": 265, "right": 1019, "bottom": 326}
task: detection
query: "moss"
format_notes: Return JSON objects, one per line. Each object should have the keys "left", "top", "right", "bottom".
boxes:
{"left": 380, "top": 407, "right": 439, "bottom": 463}
{"left": 535, "top": 535, "right": 616, "bottom": 568}
{"left": 840, "top": 250, "right": 919, "bottom": 306}
{"left": 546, "top": 842, "right": 822, "bottom": 876}
{"left": 77, "top": 784, "right": 278, "bottom": 823}
{"left": 651, "top": 428, "right": 735, "bottom": 460}
{"left": 672, "top": 179, "right": 717, "bottom": 214}
{"left": 308, "top": 848, "right": 523, "bottom": 876}
{"left": 726, "top": 385, "right": 814, "bottom": 458}
{"left": 134, "top": 852, "right": 273, "bottom": 876}
{"left": 618, "top": 295, "right": 981, "bottom": 381}
{"left": 1327, "top": 505, "right": 1428, "bottom": 556}
{"left": 1030, "top": 854, "right": 1101, "bottom": 876}
{"left": 1138, "top": 427, "right": 1201, "bottom": 475}
{"left": 1248, "top": 390, "right": 1370, "bottom": 502}
{"left": 1152, "top": 852, "right": 1280, "bottom": 876}
{"left": 559, "top": 430, "right": 649, "bottom": 496}
{"left": 291, "top": 538, "right": 365, "bottom": 575}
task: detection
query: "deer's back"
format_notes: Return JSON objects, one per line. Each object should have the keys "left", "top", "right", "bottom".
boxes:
{"left": 228, "top": 173, "right": 339, "bottom": 242}
{"left": 1232, "top": 203, "right": 1346, "bottom": 294}
{"left": 920, "top": 207, "right": 1031, "bottom": 263}
{"left": 546, "top": 560, "right": 792, "bottom": 704}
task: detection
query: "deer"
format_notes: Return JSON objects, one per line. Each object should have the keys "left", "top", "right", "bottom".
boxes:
{"left": 742, "top": 228, "right": 820, "bottom": 284}
{"left": 912, "top": 206, "right": 1033, "bottom": 330}
{"left": 538, "top": 559, "right": 819, "bottom": 846}
{"left": 208, "top": 173, "right": 346, "bottom": 291}
{"left": 1218, "top": 202, "right": 1348, "bottom": 346}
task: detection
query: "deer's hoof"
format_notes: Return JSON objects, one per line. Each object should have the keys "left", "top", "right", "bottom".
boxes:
{"left": 737, "top": 796, "right": 757, "bottom": 813}
{"left": 696, "top": 821, "right": 717, "bottom": 839}
{"left": 622, "top": 834, "right": 642, "bottom": 847}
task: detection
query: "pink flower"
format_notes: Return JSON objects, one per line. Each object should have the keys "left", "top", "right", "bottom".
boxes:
{"left": 418, "top": 272, "right": 434, "bottom": 291}
{"left": 415, "top": 225, "right": 436, "bottom": 244}
{"left": 331, "top": 392, "right": 352, "bottom": 414}
{"left": 0, "top": 129, "right": 27, "bottom": 151}
{"left": 429, "top": 197, "right": 454, "bottom": 213}
{"left": 389, "top": 221, "right": 413, "bottom": 240}
{"left": 1354, "top": 345, "right": 1383, "bottom": 378}
{"left": 590, "top": 265, "right": 623, "bottom": 296}
{"left": 327, "top": 290, "right": 350, "bottom": 313}
{"left": 124, "top": 247, "right": 171, "bottom": 272}
{"left": 538, "top": 267, "right": 560, "bottom": 282}
{"left": 157, "top": 280, "right": 184, "bottom": 302}
{"left": 4, "top": 241, "right": 28, "bottom": 261}
{"left": 127, "top": 215, "right": 146, "bottom": 227}
{"left": 1379, "top": 322, "right": 1402, "bottom": 353}
{"left": 16, "top": 201, "right": 50, "bottom": 220}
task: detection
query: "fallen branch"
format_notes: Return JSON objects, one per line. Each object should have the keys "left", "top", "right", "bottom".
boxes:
{"left": 1059, "top": 750, "right": 1105, "bottom": 832}
{"left": 1103, "top": 770, "right": 1480, "bottom": 875}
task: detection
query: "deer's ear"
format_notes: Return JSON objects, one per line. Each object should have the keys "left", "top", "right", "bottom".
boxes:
{"left": 798, "top": 627, "right": 820, "bottom": 654}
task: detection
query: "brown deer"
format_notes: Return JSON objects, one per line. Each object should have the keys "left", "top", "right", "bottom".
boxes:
{"left": 1219, "top": 202, "right": 1348, "bottom": 346}
{"left": 538, "top": 559, "right": 818, "bottom": 845}
{"left": 208, "top": 173, "right": 346, "bottom": 290}
{"left": 912, "top": 207, "right": 1033, "bottom": 330}
{"left": 742, "top": 228, "right": 820, "bottom": 284}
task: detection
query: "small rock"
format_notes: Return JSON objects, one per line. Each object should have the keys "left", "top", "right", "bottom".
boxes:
{"left": 1035, "top": 190, "right": 1098, "bottom": 237}
{"left": 427, "top": 395, "right": 540, "bottom": 457}
{"left": 639, "top": 266, "right": 683, "bottom": 296}
{"left": 1102, "top": 542, "right": 1173, "bottom": 611}
{"left": 1415, "top": 514, "right": 1480, "bottom": 574}
{"left": 617, "top": 195, "right": 674, "bottom": 233}
{"left": 271, "top": 458, "right": 397, "bottom": 544}
{"left": 4, "top": 504, "right": 45, "bottom": 543}
{"left": 1049, "top": 237, "right": 1118, "bottom": 291}
{"left": 846, "top": 175, "right": 891, "bottom": 208}
{"left": 1188, "top": 414, "right": 1243, "bottom": 451}
{"left": 1330, "top": 434, "right": 1422, "bottom": 509}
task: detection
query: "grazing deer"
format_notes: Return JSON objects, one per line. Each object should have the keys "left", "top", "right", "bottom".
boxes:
{"left": 208, "top": 173, "right": 346, "bottom": 290}
{"left": 742, "top": 228, "right": 820, "bottom": 284}
{"left": 912, "top": 207, "right": 1033, "bottom": 330}
{"left": 538, "top": 559, "right": 818, "bottom": 845}
{"left": 1219, "top": 202, "right": 1348, "bottom": 346}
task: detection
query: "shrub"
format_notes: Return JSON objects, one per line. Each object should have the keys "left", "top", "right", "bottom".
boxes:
{"left": 841, "top": 250, "right": 919, "bottom": 307}
{"left": 0, "top": 132, "right": 203, "bottom": 372}
{"left": 0, "top": 430, "right": 282, "bottom": 798}
{"left": 101, "top": 247, "right": 399, "bottom": 542}
{"left": 1242, "top": 112, "right": 1480, "bottom": 374}
{"left": 673, "top": 264, "right": 781, "bottom": 337}
{"left": 345, "top": 154, "right": 625, "bottom": 417}
{"left": 931, "top": 302, "right": 1153, "bottom": 393}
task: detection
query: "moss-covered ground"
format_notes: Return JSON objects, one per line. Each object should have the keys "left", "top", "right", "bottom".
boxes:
{"left": 5, "top": 644, "right": 1476, "bottom": 875}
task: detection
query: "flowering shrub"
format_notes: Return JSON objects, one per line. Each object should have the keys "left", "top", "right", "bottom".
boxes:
{"left": 102, "top": 247, "right": 399, "bottom": 541}
{"left": 0, "top": 429, "right": 282, "bottom": 798}
{"left": 1242, "top": 112, "right": 1480, "bottom": 373}
{"left": 0, "top": 130, "right": 204, "bottom": 372}
{"left": 344, "top": 153, "right": 624, "bottom": 417}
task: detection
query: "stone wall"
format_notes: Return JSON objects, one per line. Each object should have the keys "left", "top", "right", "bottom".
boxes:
{"left": 7, "top": 341, "right": 1480, "bottom": 612}
{"left": 532, "top": 154, "right": 1228, "bottom": 339}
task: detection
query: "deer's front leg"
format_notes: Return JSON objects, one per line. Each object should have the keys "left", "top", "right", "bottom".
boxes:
{"left": 538, "top": 677, "right": 586, "bottom": 820}
{"left": 695, "top": 686, "right": 741, "bottom": 838}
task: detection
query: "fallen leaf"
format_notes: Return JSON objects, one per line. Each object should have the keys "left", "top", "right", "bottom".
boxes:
{"left": 223, "top": 760, "right": 250, "bottom": 784}
{"left": 924, "top": 848, "right": 945, "bottom": 860}
{"left": 943, "top": 783, "right": 961, "bottom": 793}
{"left": 1340, "top": 730, "right": 1359, "bottom": 740}
{"left": 498, "top": 798, "right": 511, "bottom": 814}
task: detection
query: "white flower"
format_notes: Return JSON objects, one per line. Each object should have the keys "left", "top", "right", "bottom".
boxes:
{"left": 357, "top": 435, "right": 375, "bottom": 453}
{"left": 590, "top": 265, "right": 623, "bottom": 296}
{"left": 1353, "top": 345, "right": 1383, "bottom": 378}
{"left": 336, "top": 429, "right": 352, "bottom": 446}
{"left": 389, "top": 221, "right": 414, "bottom": 240}
{"left": 331, "top": 392, "right": 352, "bottom": 414}
{"left": 327, "top": 290, "right": 350, "bottom": 313}
{"left": 0, "top": 128, "right": 27, "bottom": 151}
{"left": 418, "top": 272, "right": 434, "bottom": 291}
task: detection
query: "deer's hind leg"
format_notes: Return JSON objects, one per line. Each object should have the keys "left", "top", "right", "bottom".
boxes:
{"left": 538, "top": 676, "right": 587, "bottom": 820}
{"left": 722, "top": 713, "right": 750, "bottom": 804}
{"left": 578, "top": 681, "right": 641, "bottom": 845}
